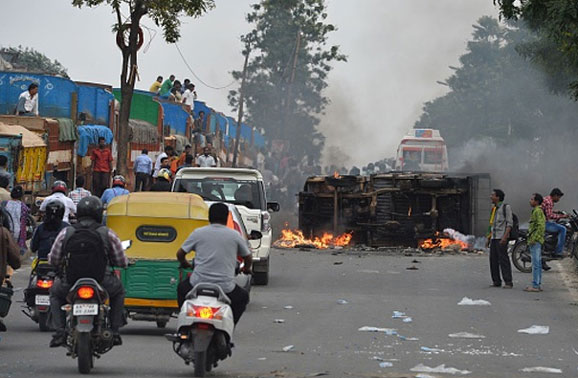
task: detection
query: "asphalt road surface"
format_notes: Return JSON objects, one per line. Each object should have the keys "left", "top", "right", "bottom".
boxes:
{"left": 1, "top": 249, "right": 578, "bottom": 377}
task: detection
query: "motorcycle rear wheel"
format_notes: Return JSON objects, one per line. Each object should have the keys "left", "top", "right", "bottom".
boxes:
{"left": 511, "top": 241, "right": 532, "bottom": 273}
{"left": 38, "top": 312, "right": 49, "bottom": 332}
{"left": 77, "top": 332, "right": 93, "bottom": 374}
{"left": 193, "top": 351, "right": 207, "bottom": 377}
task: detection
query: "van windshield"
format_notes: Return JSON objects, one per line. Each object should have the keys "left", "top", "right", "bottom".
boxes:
{"left": 173, "top": 178, "right": 265, "bottom": 210}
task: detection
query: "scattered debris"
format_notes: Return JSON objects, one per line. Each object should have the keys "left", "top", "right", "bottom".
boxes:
{"left": 415, "top": 375, "right": 438, "bottom": 378}
{"left": 457, "top": 297, "right": 491, "bottom": 306}
{"left": 357, "top": 269, "right": 380, "bottom": 274}
{"left": 257, "top": 357, "right": 267, "bottom": 361}
{"left": 333, "top": 261, "right": 343, "bottom": 265}
{"left": 371, "top": 356, "right": 384, "bottom": 361}
{"left": 403, "top": 317, "right": 413, "bottom": 323}
{"left": 520, "top": 367, "right": 562, "bottom": 374}
{"left": 398, "top": 335, "right": 419, "bottom": 341}
{"left": 518, "top": 325, "right": 549, "bottom": 335}
{"left": 337, "top": 299, "right": 349, "bottom": 305}
{"left": 410, "top": 363, "right": 471, "bottom": 375}
{"left": 407, "top": 265, "right": 419, "bottom": 270}
{"left": 448, "top": 332, "right": 486, "bottom": 339}
{"left": 358, "top": 326, "right": 398, "bottom": 335}
{"left": 282, "top": 345, "right": 295, "bottom": 352}
{"left": 306, "top": 372, "right": 329, "bottom": 377}
{"left": 284, "top": 305, "right": 294, "bottom": 310}
{"left": 274, "top": 319, "right": 285, "bottom": 323}
{"left": 420, "top": 346, "right": 445, "bottom": 353}
{"left": 379, "top": 362, "right": 393, "bottom": 368}
{"left": 392, "top": 311, "right": 406, "bottom": 318}
{"left": 412, "top": 259, "right": 421, "bottom": 263}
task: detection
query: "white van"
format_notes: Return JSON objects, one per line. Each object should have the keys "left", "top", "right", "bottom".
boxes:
{"left": 172, "top": 167, "right": 280, "bottom": 285}
{"left": 394, "top": 129, "right": 449, "bottom": 172}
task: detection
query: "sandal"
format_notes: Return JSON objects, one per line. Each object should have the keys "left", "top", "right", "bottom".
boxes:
{"left": 524, "top": 286, "right": 540, "bottom": 292}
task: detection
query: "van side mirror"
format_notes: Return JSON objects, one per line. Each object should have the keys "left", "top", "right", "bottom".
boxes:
{"left": 267, "top": 202, "right": 280, "bottom": 212}
{"left": 249, "top": 230, "right": 263, "bottom": 240}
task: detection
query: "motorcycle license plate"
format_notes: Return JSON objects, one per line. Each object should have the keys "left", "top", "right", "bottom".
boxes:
{"left": 73, "top": 303, "right": 98, "bottom": 316}
{"left": 35, "top": 295, "right": 50, "bottom": 306}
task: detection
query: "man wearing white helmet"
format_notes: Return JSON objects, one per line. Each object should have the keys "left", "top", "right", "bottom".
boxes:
{"left": 101, "top": 175, "right": 130, "bottom": 206}
{"left": 39, "top": 181, "right": 77, "bottom": 223}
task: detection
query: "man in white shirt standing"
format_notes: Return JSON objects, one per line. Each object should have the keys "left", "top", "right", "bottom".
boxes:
{"left": 181, "top": 83, "right": 197, "bottom": 112}
{"left": 15, "top": 83, "right": 39, "bottom": 116}
{"left": 196, "top": 147, "right": 217, "bottom": 168}
{"left": 153, "top": 145, "right": 174, "bottom": 178}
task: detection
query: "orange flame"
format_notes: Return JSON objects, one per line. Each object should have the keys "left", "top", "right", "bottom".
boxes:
{"left": 419, "top": 234, "right": 469, "bottom": 250}
{"left": 333, "top": 171, "right": 341, "bottom": 179}
{"left": 274, "top": 229, "right": 353, "bottom": 249}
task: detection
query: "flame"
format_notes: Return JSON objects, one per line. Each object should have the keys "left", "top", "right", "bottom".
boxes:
{"left": 419, "top": 233, "right": 469, "bottom": 251}
{"left": 333, "top": 171, "right": 341, "bottom": 179}
{"left": 274, "top": 229, "right": 353, "bottom": 249}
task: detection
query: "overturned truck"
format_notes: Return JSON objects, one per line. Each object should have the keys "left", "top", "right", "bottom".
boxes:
{"left": 299, "top": 172, "right": 491, "bottom": 247}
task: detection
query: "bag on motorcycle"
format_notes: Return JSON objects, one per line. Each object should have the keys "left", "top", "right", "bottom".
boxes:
{"left": 503, "top": 204, "right": 520, "bottom": 241}
{"left": 62, "top": 223, "right": 109, "bottom": 285}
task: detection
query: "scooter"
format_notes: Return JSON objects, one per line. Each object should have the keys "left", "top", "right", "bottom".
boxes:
{"left": 166, "top": 283, "right": 235, "bottom": 377}
{"left": 23, "top": 260, "right": 55, "bottom": 331}
{"left": 511, "top": 209, "right": 578, "bottom": 273}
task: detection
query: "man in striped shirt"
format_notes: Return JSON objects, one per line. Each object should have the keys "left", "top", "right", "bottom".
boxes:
{"left": 68, "top": 176, "right": 92, "bottom": 205}
{"left": 541, "top": 188, "right": 568, "bottom": 258}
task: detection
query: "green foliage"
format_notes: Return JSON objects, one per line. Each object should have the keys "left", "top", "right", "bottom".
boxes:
{"left": 229, "top": 0, "right": 346, "bottom": 163}
{"left": 494, "top": 0, "right": 578, "bottom": 98}
{"left": 414, "top": 16, "right": 578, "bottom": 148}
{"left": 72, "top": 0, "right": 214, "bottom": 43}
{"left": 0, "top": 46, "right": 68, "bottom": 77}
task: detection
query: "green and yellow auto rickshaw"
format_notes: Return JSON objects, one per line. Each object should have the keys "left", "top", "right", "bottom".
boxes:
{"left": 106, "top": 192, "right": 208, "bottom": 328}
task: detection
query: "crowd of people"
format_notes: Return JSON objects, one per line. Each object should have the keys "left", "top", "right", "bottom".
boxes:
{"left": 149, "top": 75, "right": 197, "bottom": 110}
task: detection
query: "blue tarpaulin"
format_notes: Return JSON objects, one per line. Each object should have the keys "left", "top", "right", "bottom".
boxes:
{"left": 254, "top": 131, "right": 265, "bottom": 147}
{"left": 77, "top": 125, "right": 113, "bottom": 156}
{"left": 161, "top": 101, "right": 189, "bottom": 136}
{"left": 241, "top": 123, "right": 252, "bottom": 140}
{"left": 193, "top": 101, "right": 211, "bottom": 119}
{"left": 226, "top": 117, "right": 236, "bottom": 138}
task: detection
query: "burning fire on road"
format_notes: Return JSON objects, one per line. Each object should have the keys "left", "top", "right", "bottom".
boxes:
{"left": 419, "top": 229, "right": 471, "bottom": 251}
{"left": 274, "top": 229, "right": 353, "bottom": 249}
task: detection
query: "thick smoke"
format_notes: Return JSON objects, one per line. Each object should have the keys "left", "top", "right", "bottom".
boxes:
{"left": 452, "top": 134, "right": 578, "bottom": 222}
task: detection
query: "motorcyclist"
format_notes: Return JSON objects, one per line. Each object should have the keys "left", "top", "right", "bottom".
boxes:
{"left": 39, "top": 181, "right": 77, "bottom": 223}
{"left": 31, "top": 201, "right": 69, "bottom": 259}
{"left": 176, "top": 202, "right": 252, "bottom": 325}
{"left": 0, "top": 207, "right": 21, "bottom": 332}
{"left": 150, "top": 168, "right": 172, "bottom": 192}
{"left": 101, "top": 175, "right": 130, "bottom": 206}
{"left": 47, "top": 196, "right": 128, "bottom": 347}
{"left": 540, "top": 188, "right": 568, "bottom": 259}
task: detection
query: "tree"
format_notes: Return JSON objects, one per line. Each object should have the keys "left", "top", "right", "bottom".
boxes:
{"left": 229, "top": 0, "right": 346, "bottom": 163}
{"left": 494, "top": 0, "right": 578, "bottom": 98}
{"left": 72, "top": 0, "right": 214, "bottom": 176}
{"left": 415, "top": 17, "right": 578, "bottom": 148}
{"left": 0, "top": 46, "right": 69, "bottom": 77}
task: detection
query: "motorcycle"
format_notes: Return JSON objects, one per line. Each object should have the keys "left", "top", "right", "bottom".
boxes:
{"left": 166, "top": 283, "right": 235, "bottom": 377}
{"left": 61, "top": 278, "right": 116, "bottom": 374}
{"left": 23, "top": 260, "right": 55, "bottom": 331}
{"left": 511, "top": 209, "right": 578, "bottom": 273}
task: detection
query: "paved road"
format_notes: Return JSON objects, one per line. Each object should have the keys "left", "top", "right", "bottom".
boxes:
{"left": 1, "top": 249, "right": 578, "bottom": 377}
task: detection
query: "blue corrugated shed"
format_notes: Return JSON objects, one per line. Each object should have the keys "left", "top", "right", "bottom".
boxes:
{"left": 161, "top": 101, "right": 189, "bottom": 136}
{"left": 241, "top": 123, "right": 252, "bottom": 140}
{"left": 226, "top": 117, "right": 236, "bottom": 138}
{"left": 254, "top": 131, "right": 265, "bottom": 147}
{"left": 193, "top": 101, "right": 211, "bottom": 119}
{"left": 77, "top": 84, "right": 114, "bottom": 125}
{"left": 0, "top": 71, "right": 76, "bottom": 117}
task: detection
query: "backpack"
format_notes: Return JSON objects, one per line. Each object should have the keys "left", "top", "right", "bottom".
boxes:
{"left": 503, "top": 204, "right": 519, "bottom": 241}
{"left": 62, "top": 222, "right": 110, "bottom": 285}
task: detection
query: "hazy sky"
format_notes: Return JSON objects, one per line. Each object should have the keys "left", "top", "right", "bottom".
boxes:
{"left": 0, "top": 0, "right": 497, "bottom": 166}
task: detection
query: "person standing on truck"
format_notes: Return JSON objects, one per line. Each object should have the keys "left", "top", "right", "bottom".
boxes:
{"left": 149, "top": 76, "right": 163, "bottom": 94}
{"left": 91, "top": 137, "right": 113, "bottom": 197}
{"left": 15, "top": 83, "right": 39, "bottom": 116}
{"left": 159, "top": 75, "right": 175, "bottom": 97}
{"left": 487, "top": 189, "right": 514, "bottom": 289}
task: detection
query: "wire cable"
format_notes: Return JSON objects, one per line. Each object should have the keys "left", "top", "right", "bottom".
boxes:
{"left": 174, "top": 43, "right": 237, "bottom": 90}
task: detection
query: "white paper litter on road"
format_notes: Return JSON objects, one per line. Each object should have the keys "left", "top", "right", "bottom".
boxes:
{"left": 282, "top": 345, "right": 294, "bottom": 352}
{"left": 415, "top": 375, "right": 437, "bottom": 378}
{"left": 520, "top": 367, "right": 562, "bottom": 374}
{"left": 283, "top": 305, "right": 294, "bottom": 309}
{"left": 358, "top": 326, "right": 398, "bottom": 335}
{"left": 517, "top": 325, "right": 550, "bottom": 335}
{"left": 403, "top": 317, "right": 413, "bottom": 323}
{"left": 379, "top": 362, "right": 393, "bottom": 368}
{"left": 449, "top": 332, "right": 486, "bottom": 339}
{"left": 392, "top": 311, "right": 406, "bottom": 318}
{"left": 420, "top": 346, "right": 445, "bottom": 353}
{"left": 458, "top": 297, "right": 491, "bottom": 306}
{"left": 398, "top": 335, "right": 419, "bottom": 341}
{"left": 274, "top": 319, "right": 285, "bottom": 323}
{"left": 257, "top": 357, "right": 267, "bottom": 361}
{"left": 371, "top": 356, "right": 384, "bottom": 361}
{"left": 337, "top": 299, "right": 348, "bottom": 304}
{"left": 410, "top": 363, "right": 471, "bottom": 375}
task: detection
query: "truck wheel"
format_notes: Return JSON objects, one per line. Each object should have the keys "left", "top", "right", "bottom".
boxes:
{"left": 38, "top": 312, "right": 49, "bottom": 332}
{"left": 77, "top": 332, "right": 93, "bottom": 374}
{"left": 511, "top": 241, "right": 532, "bottom": 273}
{"left": 193, "top": 351, "right": 207, "bottom": 377}
{"left": 253, "top": 271, "right": 269, "bottom": 286}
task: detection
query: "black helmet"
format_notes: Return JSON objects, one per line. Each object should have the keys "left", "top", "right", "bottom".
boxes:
{"left": 44, "top": 200, "right": 65, "bottom": 224}
{"left": 76, "top": 196, "right": 104, "bottom": 223}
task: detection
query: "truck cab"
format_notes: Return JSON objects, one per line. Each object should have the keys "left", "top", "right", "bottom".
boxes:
{"left": 395, "top": 129, "right": 449, "bottom": 172}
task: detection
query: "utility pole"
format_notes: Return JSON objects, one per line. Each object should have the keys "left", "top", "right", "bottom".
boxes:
{"left": 232, "top": 47, "right": 250, "bottom": 168}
